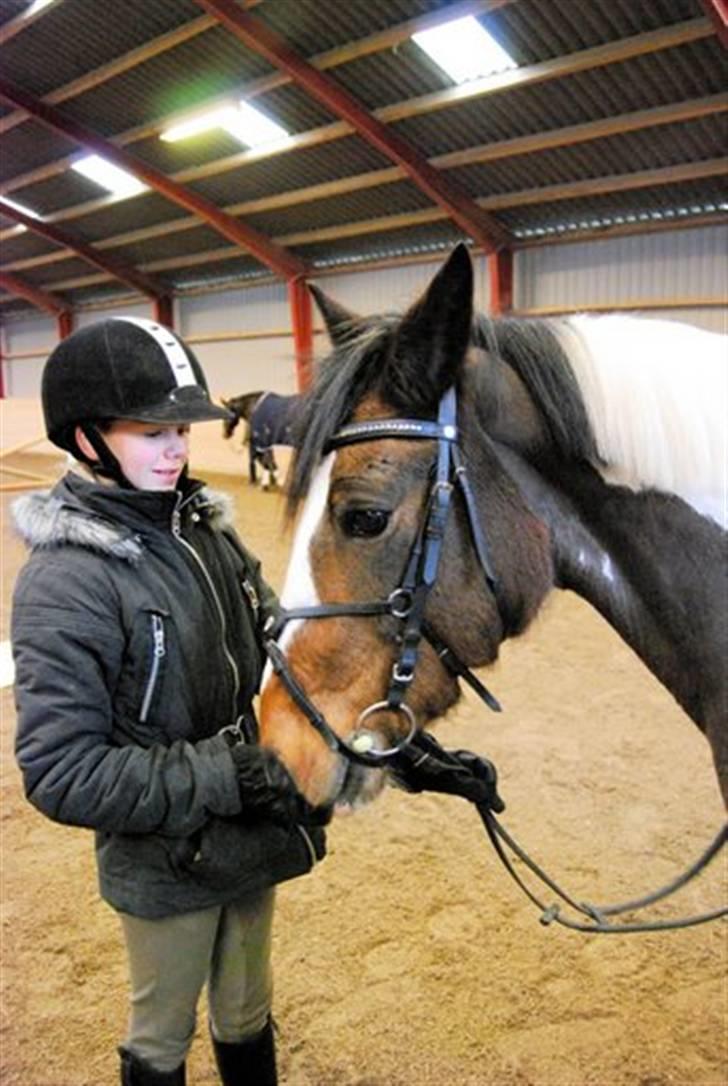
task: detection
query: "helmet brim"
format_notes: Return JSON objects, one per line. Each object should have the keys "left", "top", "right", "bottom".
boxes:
{"left": 119, "top": 398, "right": 234, "bottom": 425}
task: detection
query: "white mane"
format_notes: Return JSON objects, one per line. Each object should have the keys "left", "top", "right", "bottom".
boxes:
{"left": 554, "top": 315, "right": 727, "bottom": 529}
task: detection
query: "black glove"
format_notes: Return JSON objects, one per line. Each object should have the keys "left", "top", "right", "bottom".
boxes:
{"left": 389, "top": 731, "right": 505, "bottom": 813}
{"left": 228, "top": 743, "right": 331, "bottom": 827}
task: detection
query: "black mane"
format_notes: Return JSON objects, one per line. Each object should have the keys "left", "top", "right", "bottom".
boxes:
{"left": 287, "top": 311, "right": 598, "bottom": 514}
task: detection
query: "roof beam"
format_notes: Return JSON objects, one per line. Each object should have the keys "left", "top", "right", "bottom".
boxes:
{"left": 0, "top": 197, "right": 166, "bottom": 299}
{"left": 29, "top": 157, "right": 726, "bottom": 295}
{"left": 0, "top": 270, "right": 69, "bottom": 316}
{"left": 0, "top": 17, "right": 712, "bottom": 202}
{"left": 0, "top": 0, "right": 504, "bottom": 138}
{"left": 3, "top": 95, "right": 724, "bottom": 273}
{"left": 196, "top": 0, "right": 510, "bottom": 254}
{"left": 0, "top": 0, "right": 59, "bottom": 46}
{"left": 0, "top": 78, "right": 308, "bottom": 281}
{"left": 699, "top": 1, "right": 728, "bottom": 48}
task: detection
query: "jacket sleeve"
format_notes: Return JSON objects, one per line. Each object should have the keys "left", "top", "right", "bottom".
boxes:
{"left": 12, "top": 557, "right": 242, "bottom": 837}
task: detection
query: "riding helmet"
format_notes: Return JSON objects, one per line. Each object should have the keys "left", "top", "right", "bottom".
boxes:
{"left": 42, "top": 316, "right": 231, "bottom": 455}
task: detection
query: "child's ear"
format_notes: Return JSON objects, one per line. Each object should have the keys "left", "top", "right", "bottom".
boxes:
{"left": 74, "top": 425, "right": 98, "bottom": 461}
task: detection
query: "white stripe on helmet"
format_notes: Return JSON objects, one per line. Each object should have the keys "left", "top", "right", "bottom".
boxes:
{"left": 112, "top": 316, "right": 197, "bottom": 387}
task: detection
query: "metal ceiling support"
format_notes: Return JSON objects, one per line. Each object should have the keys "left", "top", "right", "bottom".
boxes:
{"left": 0, "top": 270, "right": 69, "bottom": 317}
{"left": 0, "top": 77, "right": 308, "bottom": 282}
{"left": 153, "top": 295, "right": 174, "bottom": 329}
{"left": 196, "top": 0, "right": 510, "bottom": 254}
{"left": 57, "top": 309, "right": 74, "bottom": 339}
{"left": 288, "top": 277, "right": 313, "bottom": 392}
{"left": 489, "top": 249, "right": 513, "bottom": 315}
{"left": 0, "top": 197, "right": 164, "bottom": 300}
{"left": 700, "top": 0, "right": 728, "bottom": 47}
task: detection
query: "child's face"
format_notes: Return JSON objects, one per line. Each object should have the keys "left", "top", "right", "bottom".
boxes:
{"left": 103, "top": 420, "right": 190, "bottom": 490}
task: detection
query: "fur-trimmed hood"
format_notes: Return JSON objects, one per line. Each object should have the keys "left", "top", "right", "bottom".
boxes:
{"left": 12, "top": 474, "right": 236, "bottom": 563}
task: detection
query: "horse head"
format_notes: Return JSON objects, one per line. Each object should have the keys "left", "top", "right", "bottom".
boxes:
{"left": 259, "top": 245, "right": 554, "bottom": 810}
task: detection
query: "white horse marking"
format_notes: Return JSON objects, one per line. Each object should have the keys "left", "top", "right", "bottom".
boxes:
{"left": 261, "top": 454, "right": 334, "bottom": 690}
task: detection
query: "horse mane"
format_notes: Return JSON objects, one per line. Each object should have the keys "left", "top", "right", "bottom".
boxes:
{"left": 287, "top": 311, "right": 600, "bottom": 514}
{"left": 289, "top": 306, "right": 726, "bottom": 527}
{"left": 472, "top": 315, "right": 599, "bottom": 463}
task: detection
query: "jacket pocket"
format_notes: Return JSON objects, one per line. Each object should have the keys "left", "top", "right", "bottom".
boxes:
{"left": 138, "top": 610, "right": 168, "bottom": 723}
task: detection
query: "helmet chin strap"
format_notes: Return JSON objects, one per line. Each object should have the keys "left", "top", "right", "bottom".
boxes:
{"left": 79, "top": 424, "right": 135, "bottom": 489}
{"left": 78, "top": 423, "right": 190, "bottom": 492}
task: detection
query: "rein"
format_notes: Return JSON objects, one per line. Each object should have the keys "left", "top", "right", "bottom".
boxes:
{"left": 264, "top": 385, "right": 727, "bottom": 931}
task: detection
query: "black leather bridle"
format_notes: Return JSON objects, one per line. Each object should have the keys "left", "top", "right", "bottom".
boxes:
{"left": 263, "top": 386, "right": 502, "bottom": 768}
{"left": 262, "top": 384, "right": 728, "bottom": 933}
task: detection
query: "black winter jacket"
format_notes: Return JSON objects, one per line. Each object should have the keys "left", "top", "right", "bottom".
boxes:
{"left": 12, "top": 471, "right": 324, "bottom": 918}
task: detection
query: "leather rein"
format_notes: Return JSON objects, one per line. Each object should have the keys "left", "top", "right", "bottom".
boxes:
{"left": 263, "top": 385, "right": 727, "bottom": 933}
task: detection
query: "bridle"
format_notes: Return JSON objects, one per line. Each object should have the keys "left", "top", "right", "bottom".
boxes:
{"left": 264, "top": 385, "right": 502, "bottom": 768}
{"left": 263, "top": 383, "right": 728, "bottom": 933}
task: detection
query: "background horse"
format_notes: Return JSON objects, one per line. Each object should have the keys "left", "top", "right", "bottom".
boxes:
{"left": 259, "top": 244, "right": 726, "bottom": 813}
{"left": 222, "top": 390, "right": 301, "bottom": 489}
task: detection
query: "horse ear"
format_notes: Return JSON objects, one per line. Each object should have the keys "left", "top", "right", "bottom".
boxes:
{"left": 388, "top": 243, "right": 473, "bottom": 406}
{"left": 309, "top": 283, "right": 362, "bottom": 347}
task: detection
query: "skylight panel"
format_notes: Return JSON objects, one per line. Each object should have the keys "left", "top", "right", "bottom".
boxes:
{"left": 26, "top": 0, "right": 59, "bottom": 15}
{"left": 412, "top": 15, "right": 517, "bottom": 84}
{"left": 0, "top": 196, "right": 41, "bottom": 219}
{"left": 70, "top": 155, "right": 148, "bottom": 197}
{"left": 161, "top": 102, "right": 289, "bottom": 148}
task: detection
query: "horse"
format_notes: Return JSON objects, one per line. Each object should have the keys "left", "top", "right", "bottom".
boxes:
{"left": 258, "top": 243, "right": 727, "bottom": 818}
{"left": 222, "top": 390, "right": 301, "bottom": 489}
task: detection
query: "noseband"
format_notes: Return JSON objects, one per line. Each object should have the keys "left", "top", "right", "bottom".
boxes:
{"left": 264, "top": 386, "right": 502, "bottom": 768}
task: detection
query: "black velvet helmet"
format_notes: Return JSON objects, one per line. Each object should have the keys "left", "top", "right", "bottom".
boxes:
{"left": 42, "top": 316, "right": 231, "bottom": 454}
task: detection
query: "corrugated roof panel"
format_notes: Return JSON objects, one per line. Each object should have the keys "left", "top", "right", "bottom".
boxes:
{"left": 186, "top": 136, "right": 393, "bottom": 206}
{"left": 447, "top": 116, "right": 727, "bottom": 197}
{"left": 259, "top": 0, "right": 451, "bottom": 57}
{"left": 1, "top": 0, "right": 205, "bottom": 97}
{"left": 0, "top": 120, "right": 79, "bottom": 186}
{"left": 490, "top": 0, "right": 704, "bottom": 62}
{"left": 500, "top": 178, "right": 726, "bottom": 235}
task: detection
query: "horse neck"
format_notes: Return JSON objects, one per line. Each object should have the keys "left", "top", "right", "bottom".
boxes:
{"left": 495, "top": 447, "right": 727, "bottom": 733}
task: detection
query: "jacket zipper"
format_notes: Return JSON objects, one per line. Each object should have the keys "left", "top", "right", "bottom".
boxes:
{"left": 171, "top": 497, "right": 241, "bottom": 723}
{"left": 139, "top": 613, "right": 166, "bottom": 723}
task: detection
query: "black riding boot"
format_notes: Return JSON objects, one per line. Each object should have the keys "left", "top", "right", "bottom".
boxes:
{"left": 119, "top": 1047, "right": 186, "bottom": 1085}
{"left": 211, "top": 1017, "right": 277, "bottom": 1086}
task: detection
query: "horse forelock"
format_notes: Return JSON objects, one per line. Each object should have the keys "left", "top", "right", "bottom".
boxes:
{"left": 287, "top": 316, "right": 401, "bottom": 515}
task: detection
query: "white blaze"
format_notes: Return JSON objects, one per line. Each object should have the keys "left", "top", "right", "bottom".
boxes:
{"left": 261, "top": 454, "right": 335, "bottom": 689}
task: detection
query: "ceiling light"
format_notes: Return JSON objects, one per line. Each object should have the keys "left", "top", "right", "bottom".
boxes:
{"left": 412, "top": 16, "right": 517, "bottom": 84}
{"left": 70, "top": 155, "right": 148, "bottom": 197}
{"left": 0, "top": 196, "right": 41, "bottom": 219}
{"left": 26, "top": 0, "right": 58, "bottom": 15}
{"left": 222, "top": 102, "right": 289, "bottom": 147}
{"left": 160, "top": 106, "right": 239, "bottom": 143}
{"left": 160, "top": 101, "right": 289, "bottom": 148}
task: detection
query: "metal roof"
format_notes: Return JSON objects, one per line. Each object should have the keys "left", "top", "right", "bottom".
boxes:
{"left": 0, "top": 0, "right": 725, "bottom": 317}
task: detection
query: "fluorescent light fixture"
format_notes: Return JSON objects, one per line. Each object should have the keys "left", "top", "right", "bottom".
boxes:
{"left": 161, "top": 101, "right": 289, "bottom": 148}
{"left": 412, "top": 15, "right": 517, "bottom": 83}
{"left": 161, "top": 106, "right": 239, "bottom": 143}
{"left": 71, "top": 155, "right": 148, "bottom": 197}
{"left": 26, "top": 0, "right": 58, "bottom": 15}
{"left": 0, "top": 196, "right": 41, "bottom": 219}
{"left": 223, "top": 102, "right": 289, "bottom": 147}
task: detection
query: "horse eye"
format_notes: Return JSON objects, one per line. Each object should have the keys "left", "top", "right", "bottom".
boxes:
{"left": 341, "top": 509, "right": 390, "bottom": 538}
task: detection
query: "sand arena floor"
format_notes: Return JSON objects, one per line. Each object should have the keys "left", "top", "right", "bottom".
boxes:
{"left": 1, "top": 461, "right": 726, "bottom": 1085}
